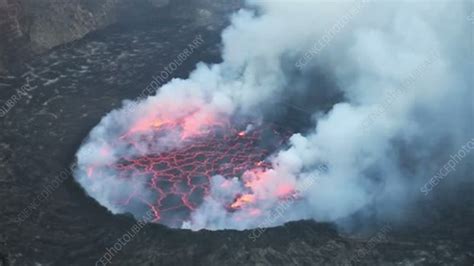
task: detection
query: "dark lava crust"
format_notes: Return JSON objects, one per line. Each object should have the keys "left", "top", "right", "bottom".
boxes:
{"left": 0, "top": 4, "right": 473, "bottom": 266}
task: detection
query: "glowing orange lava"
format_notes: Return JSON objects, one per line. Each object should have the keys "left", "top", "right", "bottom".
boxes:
{"left": 86, "top": 110, "right": 290, "bottom": 227}
{"left": 230, "top": 194, "right": 256, "bottom": 209}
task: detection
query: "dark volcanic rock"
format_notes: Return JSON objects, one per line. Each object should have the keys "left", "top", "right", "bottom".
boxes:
{"left": 1, "top": 0, "right": 128, "bottom": 72}
{"left": 0, "top": 0, "right": 241, "bottom": 73}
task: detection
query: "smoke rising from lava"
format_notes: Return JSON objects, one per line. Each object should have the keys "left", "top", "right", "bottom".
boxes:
{"left": 75, "top": 0, "right": 473, "bottom": 230}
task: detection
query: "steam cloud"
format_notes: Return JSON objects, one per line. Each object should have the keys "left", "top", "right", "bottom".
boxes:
{"left": 75, "top": 0, "right": 473, "bottom": 230}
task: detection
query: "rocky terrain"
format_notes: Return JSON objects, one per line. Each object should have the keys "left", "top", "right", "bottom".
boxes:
{"left": 0, "top": 0, "right": 240, "bottom": 73}
{"left": 0, "top": 1, "right": 473, "bottom": 265}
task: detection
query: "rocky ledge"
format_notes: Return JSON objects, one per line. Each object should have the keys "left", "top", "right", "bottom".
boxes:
{"left": 0, "top": 0, "right": 241, "bottom": 73}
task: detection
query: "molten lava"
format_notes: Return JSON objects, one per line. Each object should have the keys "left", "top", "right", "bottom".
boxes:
{"left": 85, "top": 111, "right": 289, "bottom": 227}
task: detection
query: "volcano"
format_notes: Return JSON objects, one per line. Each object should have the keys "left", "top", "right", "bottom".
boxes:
{"left": 2, "top": 0, "right": 473, "bottom": 265}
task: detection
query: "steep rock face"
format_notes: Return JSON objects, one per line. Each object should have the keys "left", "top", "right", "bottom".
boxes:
{"left": 0, "top": 0, "right": 241, "bottom": 74}
{"left": 0, "top": 0, "right": 161, "bottom": 73}
{"left": 0, "top": 0, "right": 126, "bottom": 73}
{"left": 19, "top": 0, "right": 123, "bottom": 52}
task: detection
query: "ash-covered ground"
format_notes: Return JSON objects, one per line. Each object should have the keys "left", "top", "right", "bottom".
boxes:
{"left": 0, "top": 4, "right": 473, "bottom": 266}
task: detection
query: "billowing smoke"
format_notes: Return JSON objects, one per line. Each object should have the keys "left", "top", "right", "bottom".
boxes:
{"left": 75, "top": 0, "right": 473, "bottom": 230}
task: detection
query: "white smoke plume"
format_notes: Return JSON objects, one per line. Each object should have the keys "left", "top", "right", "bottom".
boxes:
{"left": 75, "top": 0, "right": 473, "bottom": 230}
